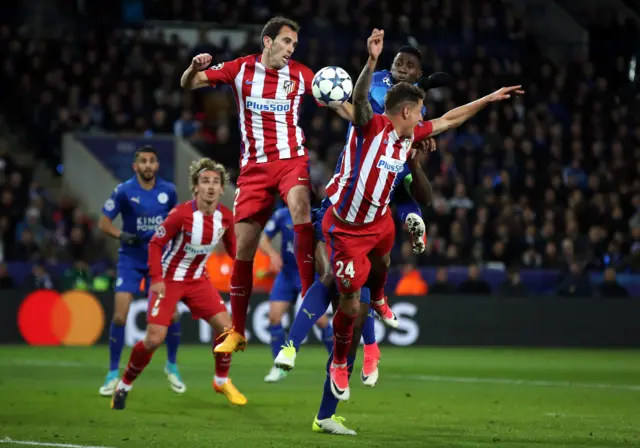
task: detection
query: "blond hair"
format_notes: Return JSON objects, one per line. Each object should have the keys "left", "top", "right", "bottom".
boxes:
{"left": 189, "top": 158, "right": 228, "bottom": 195}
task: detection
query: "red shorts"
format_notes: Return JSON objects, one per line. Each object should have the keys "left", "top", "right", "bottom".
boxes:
{"left": 321, "top": 206, "right": 395, "bottom": 294}
{"left": 147, "top": 279, "right": 227, "bottom": 327}
{"left": 234, "top": 155, "right": 310, "bottom": 227}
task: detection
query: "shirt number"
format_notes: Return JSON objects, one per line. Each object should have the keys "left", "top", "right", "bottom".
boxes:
{"left": 335, "top": 260, "right": 355, "bottom": 278}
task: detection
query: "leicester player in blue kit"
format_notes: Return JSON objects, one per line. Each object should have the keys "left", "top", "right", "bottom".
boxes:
{"left": 97, "top": 146, "right": 183, "bottom": 397}
{"left": 259, "top": 206, "right": 334, "bottom": 383}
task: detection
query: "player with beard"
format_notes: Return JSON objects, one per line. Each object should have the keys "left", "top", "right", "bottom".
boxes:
{"left": 98, "top": 146, "right": 184, "bottom": 397}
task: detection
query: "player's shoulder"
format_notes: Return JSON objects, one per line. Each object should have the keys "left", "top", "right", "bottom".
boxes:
{"left": 372, "top": 70, "right": 392, "bottom": 86}
{"left": 171, "top": 201, "right": 193, "bottom": 217}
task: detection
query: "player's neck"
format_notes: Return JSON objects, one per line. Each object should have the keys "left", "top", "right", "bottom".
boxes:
{"left": 384, "top": 114, "right": 412, "bottom": 138}
{"left": 136, "top": 175, "right": 156, "bottom": 191}
{"left": 195, "top": 197, "right": 218, "bottom": 215}
{"left": 260, "top": 51, "right": 280, "bottom": 70}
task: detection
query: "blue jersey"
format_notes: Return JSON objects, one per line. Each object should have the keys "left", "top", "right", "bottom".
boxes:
{"left": 102, "top": 176, "right": 177, "bottom": 268}
{"left": 369, "top": 70, "right": 427, "bottom": 116}
{"left": 264, "top": 207, "right": 297, "bottom": 272}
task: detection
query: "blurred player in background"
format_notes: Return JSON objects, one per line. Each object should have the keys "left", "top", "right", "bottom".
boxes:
{"left": 259, "top": 207, "right": 334, "bottom": 383}
{"left": 112, "top": 158, "right": 247, "bottom": 410}
{"left": 181, "top": 17, "right": 323, "bottom": 354}
{"left": 97, "top": 146, "right": 184, "bottom": 397}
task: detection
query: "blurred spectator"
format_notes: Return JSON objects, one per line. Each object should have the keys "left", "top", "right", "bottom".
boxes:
{"left": 0, "top": 261, "right": 14, "bottom": 289}
{"left": 597, "top": 268, "right": 628, "bottom": 297}
{"left": 428, "top": 267, "right": 455, "bottom": 294}
{"left": 29, "top": 262, "right": 55, "bottom": 290}
{"left": 62, "top": 260, "right": 93, "bottom": 290}
{"left": 457, "top": 265, "right": 492, "bottom": 295}
{"left": 92, "top": 266, "right": 116, "bottom": 292}
{"left": 557, "top": 263, "right": 594, "bottom": 297}
{"left": 499, "top": 267, "right": 530, "bottom": 296}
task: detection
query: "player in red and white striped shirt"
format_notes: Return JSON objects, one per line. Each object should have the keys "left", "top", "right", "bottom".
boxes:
{"left": 111, "top": 158, "right": 247, "bottom": 411}
{"left": 324, "top": 29, "right": 524, "bottom": 401}
{"left": 181, "top": 17, "right": 320, "bottom": 353}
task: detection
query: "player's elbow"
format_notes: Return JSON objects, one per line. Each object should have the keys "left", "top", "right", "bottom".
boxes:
{"left": 97, "top": 215, "right": 111, "bottom": 233}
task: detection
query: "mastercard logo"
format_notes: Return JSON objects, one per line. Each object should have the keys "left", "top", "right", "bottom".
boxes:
{"left": 18, "top": 290, "right": 105, "bottom": 346}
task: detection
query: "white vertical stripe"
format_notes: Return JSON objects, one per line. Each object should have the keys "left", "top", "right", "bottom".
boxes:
{"left": 251, "top": 64, "right": 267, "bottom": 163}
{"left": 162, "top": 232, "right": 183, "bottom": 278}
{"left": 174, "top": 211, "right": 203, "bottom": 280}
{"left": 294, "top": 74, "right": 306, "bottom": 153}
{"left": 194, "top": 211, "right": 223, "bottom": 279}
{"left": 346, "top": 130, "right": 385, "bottom": 222}
{"left": 275, "top": 66, "right": 292, "bottom": 159}
{"left": 364, "top": 134, "right": 399, "bottom": 223}
{"left": 234, "top": 63, "right": 251, "bottom": 168}
{"left": 327, "top": 127, "right": 355, "bottom": 204}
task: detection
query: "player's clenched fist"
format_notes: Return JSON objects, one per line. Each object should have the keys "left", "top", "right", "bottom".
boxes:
{"left": 150, "top": 281, "right": 166, "bottom": 299}
{"left": 367, "top": 29, "right": 384, "bottom": 61}
{"left": 191, "top": 53, "right": 213, "bottom": 71}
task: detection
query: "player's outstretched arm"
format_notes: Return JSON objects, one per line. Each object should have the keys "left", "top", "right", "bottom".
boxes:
{"left": 353, "top": 29, "right": 384, "bottom": 126}
{"left": 406, "top": 139, "right": 436, "bottom": 206}
{"left": 428, "top": 85, "right": 525, "bottom": 136}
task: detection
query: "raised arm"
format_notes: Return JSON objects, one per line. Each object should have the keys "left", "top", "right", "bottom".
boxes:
{"left": 352, "top": 29, "right": 385, "bottom": 126}
{"left": 181, "top": 54, "right": 239, "bottom": 90}
{"left": 428, "top": 86, "right": 525, "bottom": 136}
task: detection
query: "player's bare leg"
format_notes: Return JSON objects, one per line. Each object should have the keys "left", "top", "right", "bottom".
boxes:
{"left": 330, "top": 289, "right": 360, "bottom": 401}
{"left": 287, "top": 185, "right": 315, "bottom": 297}
{"left": 265, "top": 300, "right": 291, "bottom": 383}
{"left": 368, "top": 252, "right": 398, "bottom": 328}
{"left": 214, "top": 219, "right": 260, "bottom": 353}
{"left": 164, "top": 310, "right": 186, "bottom": 393}
{"left": 111, "top": 323, "right": 168, "bottom": 410}
{"left": 100, "top": 292, "right": 133, "bottom": 396}
{"left": 208, "top": 311, "right": 247, "bottom": 405}
{"left": 274, "top": 240, "right": 333, "bottom": 370}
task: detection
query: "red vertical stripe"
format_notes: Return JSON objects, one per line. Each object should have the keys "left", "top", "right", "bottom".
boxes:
{"left": 184, "top": 213, "right": 215, "bottom": 280}
{"left": 166, "top": 214, "right": 191, "bottom": 280}
{"left": 241, "top": 63, "right": 258, "bottom": 164}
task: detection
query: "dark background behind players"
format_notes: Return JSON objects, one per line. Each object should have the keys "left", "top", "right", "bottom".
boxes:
{"left": 0, "top": 0, "right": 638, "bottom": 295}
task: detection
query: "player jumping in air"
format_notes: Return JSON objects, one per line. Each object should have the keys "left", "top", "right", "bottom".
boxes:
{"left": 312, "top": 29, "right": 524, "bottom": 434}
{"left": 98, "top": 146, "right": 184, "bottom": 397}
{"left": 181, "top": 17, "right": 327, "bottom": 354}
{"left": 274, "top": 46, "right": 440, "bottom": 385}
{"left": 111, "top": 158, "right": 247, "bottom": 410}
{"left": 259, "top": 207, "right": 334, "bottom": 383}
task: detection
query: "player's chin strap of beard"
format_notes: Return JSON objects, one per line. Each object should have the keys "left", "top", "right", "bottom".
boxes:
{"left": 417, "top": 72, "right": 452, "bottom": 91}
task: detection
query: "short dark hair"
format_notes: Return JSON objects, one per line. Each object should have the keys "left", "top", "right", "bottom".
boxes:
{"left": 134, "top": 145, "right": 157, "bottom": 161}
{"left": 260, "top": 16, "right": 300, "bottom": 48}
{"left": 397, "top": 45, "right": 422, "bottom": 62}
{"left": 384, "top": 82, "right": 425, "bottom": 113}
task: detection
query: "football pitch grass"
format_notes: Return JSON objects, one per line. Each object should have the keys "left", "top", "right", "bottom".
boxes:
{"left": 0, "top": 345, "right": 639, "bottom": 448}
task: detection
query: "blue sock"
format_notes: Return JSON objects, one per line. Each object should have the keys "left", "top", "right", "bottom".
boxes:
{"left": 165, "top": 321, "right": 181, "bottom": 365}
{"left": 395, "top": 198, "right": 422, "bottom": 222}
{"left": 362, "top": 310, "right": 376, "bottom": 345}
{"left": 317, "top": 349, "right": 356, "bottom": 420}
{"left": 269, "top": 323, "right": 286, "bottom": 359}
{"left": 320, "top": 324, "right": 334, "bottom": 353}
{"left": 108, "top": 323, "right": 125, "bottom": 371}
{"left": 289, "top": 280, "right": 331, "bottom": 350}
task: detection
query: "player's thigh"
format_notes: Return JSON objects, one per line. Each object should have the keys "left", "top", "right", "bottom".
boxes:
{"left": 235, "top": 164, "right": 277, "bottom": 229}
{"left": 370, "top": 213, "right": 396, "bottom": 259}
{"left": 277, "top": 156, "right": 311, "bottom": 223}
{"left": 323, "top": 221, "right": 371, "bottom": 294}
{"left": 183, "top": 280, "right": 229, "bottom": 333}
{"left": 147, "top": 281, "right": 182, "bottom": 328}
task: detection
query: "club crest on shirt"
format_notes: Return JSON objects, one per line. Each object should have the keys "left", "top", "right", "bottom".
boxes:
{"left": 283, "top": 80, "right": 296, "bottom": 94}
{"left": 157, "top": 192, "right": 169, "bottom": 204}
{"left": 155, "top": 225, "right": 166, "bottom": 238}
{"left": 341, "top": 278, "right": 351, "bottom": 288}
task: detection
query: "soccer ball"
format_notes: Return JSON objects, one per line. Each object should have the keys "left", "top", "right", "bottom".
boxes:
{"left": 312, "top": 66, "right": 353, "bottom": 107}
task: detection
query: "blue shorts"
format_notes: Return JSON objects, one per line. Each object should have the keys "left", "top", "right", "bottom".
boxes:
{"left": 311, "top": 206, "right": 328, "bottom": 243}
{"left": 269, "top": 269, "right": 302, "bottom": 303}
{"left": 115, "top": 257, "right": 149, "bottom": 295}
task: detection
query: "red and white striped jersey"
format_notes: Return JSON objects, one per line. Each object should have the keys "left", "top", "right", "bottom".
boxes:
{"left": 204, "top": 54, "right": 316, "bottom": 167}
{"left": 148, "top": 201, "right": 235, "bottom": 283}
{"left": 325, "top": 115, "right": 433, "bottom": 224}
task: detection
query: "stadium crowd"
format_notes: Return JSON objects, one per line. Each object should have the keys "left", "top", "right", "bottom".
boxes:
{"left": 0, "top": 0, "right": 638, "bottom": 292}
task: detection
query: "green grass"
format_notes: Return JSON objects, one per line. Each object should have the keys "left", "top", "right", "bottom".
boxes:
{"left": 1, "top": 346, "right": 639, "bottom": 447}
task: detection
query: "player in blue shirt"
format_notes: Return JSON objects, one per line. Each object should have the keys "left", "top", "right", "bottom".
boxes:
{"left": 97, "top": 146, "right": 182, "bottom": 397}
{"left": 259, "top": 207, "right": 334, "bottom": 383}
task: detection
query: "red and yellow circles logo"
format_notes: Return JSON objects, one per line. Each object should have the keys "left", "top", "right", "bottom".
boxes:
{"left": 18, "top": 290, "right": 105, "bottom": 346}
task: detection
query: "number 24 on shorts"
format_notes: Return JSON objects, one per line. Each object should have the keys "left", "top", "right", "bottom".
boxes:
{"left": 335, "top": 260, "right": 355, "bottom": 278}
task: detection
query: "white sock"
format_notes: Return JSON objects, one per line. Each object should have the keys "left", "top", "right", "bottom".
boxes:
{"left": 117, "top": 381, "right": 132, "bottom": 392}
{"left": 214, "top": 376, "right": 228, "bottom": 386}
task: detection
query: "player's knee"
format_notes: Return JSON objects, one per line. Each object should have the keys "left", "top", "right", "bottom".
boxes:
{"left": 145, "top": 329, "right": 167, "bottom": 350}
{"left": 268, "top": 309, "right": 283, "bottom": 326}
{"left": 339, "top": 292, "right": 360, "bottom": 316}
{"left": 171, "top": 311, "right": 180, "bottom": 324}
{"left": 320, "top": 271, "right": 334, "bottom": 287}
{"left": 288, "top": 198, "right": 310, "bottom": 224}
{"left": 112, "top": 314, "right": 127, "bottom": 326}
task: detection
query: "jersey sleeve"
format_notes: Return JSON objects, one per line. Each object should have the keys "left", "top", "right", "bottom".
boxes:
{"left": 368, "top": 72, "right": 389, "bottom": 114}
{"left": 413, "top": 121, "right": 434, "bottom": 141}
{"left": 148, "top": 207, "right": 184, "bottom": 283}
{"left": 355, "top": 114, "right": 386, "bottom": 136}
{"left": 204, "top": 58, "right": 242, "bottom": 86}
{"left": 102, "top": 185, "right": 125, "bottom": 220}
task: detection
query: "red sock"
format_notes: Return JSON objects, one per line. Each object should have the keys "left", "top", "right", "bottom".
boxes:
{"left": 332, "top": 307, "right": 356, "bottom": 365}
{"left": 123, "top": 341, "right": 154, "bottom": 385}
{"left": 213, "top": 333, "right": 232, "bottom": 377}
{"left": 230, "top": 259, "right": 253, "bottom": 334}
{"left": 293, "top": 222, "right": 315, "bottom": 296}
{"left": 369, "top": 269, "right": 388, "bottom": 303}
